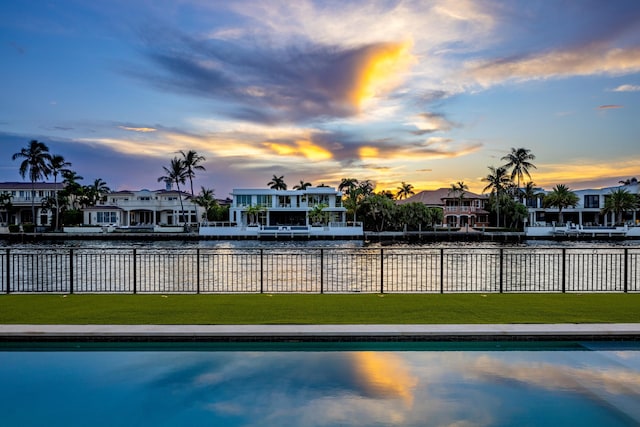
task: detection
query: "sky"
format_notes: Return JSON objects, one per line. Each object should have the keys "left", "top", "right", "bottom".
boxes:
{"left": 1, "top": 0, "right": 640, "bottom": 198}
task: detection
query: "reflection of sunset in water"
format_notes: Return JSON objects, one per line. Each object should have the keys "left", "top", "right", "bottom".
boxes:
{"left": 352, "top": 351, "right": 418, "bottom": 406}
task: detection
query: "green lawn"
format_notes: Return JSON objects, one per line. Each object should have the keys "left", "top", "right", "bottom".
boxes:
{"left": 0, "top": 293, "right": 638, "bottom": 324}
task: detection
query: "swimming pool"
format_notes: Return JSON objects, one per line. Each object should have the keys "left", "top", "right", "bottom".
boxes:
{"left": 1, "top": 341, "right": 639, "bottom": 426}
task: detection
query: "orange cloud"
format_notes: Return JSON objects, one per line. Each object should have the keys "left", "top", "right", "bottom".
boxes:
{"left": 598, "top": 104, "right": 624, "bottom": 109}
{"left": 347, "top": 41, "right": 415, "bottom": 108}
{"left": 118, "top": 126, "right": 157, "bottom": 132}
{"left": 264, "top": 139, "right": 333, "bottom": 161}
{"left": 352, "top": 352, "right": 418, "bottom": 406}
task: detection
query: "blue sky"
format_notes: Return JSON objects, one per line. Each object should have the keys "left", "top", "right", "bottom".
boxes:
{"left": 1, "top": 0, "right": 639, "bottom": 196}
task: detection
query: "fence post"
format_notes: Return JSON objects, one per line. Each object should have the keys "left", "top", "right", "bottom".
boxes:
{"left": 320, "top": 248, "right": 324, "bottom": 294}
{"left": 260, "top": 249, "right": 264, "bottom": 294}
{"left": 561, "top": 248, "right": 566, "bottom": 293}
{"left": 196, "top": 249, "right": 201, "bottom": 294}
{"left": 624, "top": 248, "right": 628, "bottom": 293}
{"left": 499, "top": 248, "right": 503, "bottom": 293}
{"left": 133, "top": 248, "right": 137, "bottom": 294}
{"left": 5, "top": 248, "right": 9, "bottom": 294}
{"left": 380, "top": 248, "right": 384, "bottom": 294}
{"left": 440, "top": 248, "right": 444, "bottom": 294}
{"left": 69, "top": 249, "right": 74, "bottom": 294}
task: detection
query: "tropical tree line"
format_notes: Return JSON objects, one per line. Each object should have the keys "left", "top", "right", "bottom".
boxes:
{"left": 9, "top": 140, "right": 112, "bottom": 229}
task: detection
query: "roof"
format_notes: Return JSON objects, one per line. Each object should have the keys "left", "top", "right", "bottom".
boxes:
{"left": 0, "top": 182, "right": 64, "bottom": 190}
{"left": 397, "top": 188, "right": 488, "bottom": 206}
{"left": 396, "top": 188, "right": 450, "bottom": 206}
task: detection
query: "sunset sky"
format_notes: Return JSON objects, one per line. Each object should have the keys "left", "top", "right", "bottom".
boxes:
{"left": 1, "top": 0, "right": 639, "bottom": 197}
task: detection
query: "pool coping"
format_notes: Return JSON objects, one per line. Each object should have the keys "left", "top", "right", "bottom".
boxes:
{"left": 1, "top": 324, "right": 639, "bottom": 342}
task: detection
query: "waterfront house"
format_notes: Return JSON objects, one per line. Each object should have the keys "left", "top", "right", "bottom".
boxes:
{"left": 83, "top": 188, "right": 203, "bottom": 229}
{"left": 396, "top": 188, "right": 490, "bottom": 228}
{"left": 525, "top": 181, "right": 639, "bottom": 227}
{"left": 200, "top": 186, "right": 362, "bottom": 238}
{"left": 0, "top": 181, "right": 63, "bottom": 227}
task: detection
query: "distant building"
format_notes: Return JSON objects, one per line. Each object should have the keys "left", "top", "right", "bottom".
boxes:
{"left": 526, "top": 181, "right": 640, "bottom": 226}
{"left": 0, "top": 182, "right": 63, "bottom": 226}
{"left": 228, "top": 187, "right": 347, "bottom": 226}
{"left": 397, "top": 188, "right": 490, "bottom": 227}
{"left": 85, "top": 189, "right": 203, "bottom": 227}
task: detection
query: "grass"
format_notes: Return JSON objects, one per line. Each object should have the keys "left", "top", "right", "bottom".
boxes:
{"left": 0, "top": 293, "right": 639, "bottom": 324}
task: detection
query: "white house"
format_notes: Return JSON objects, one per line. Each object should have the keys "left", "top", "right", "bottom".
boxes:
{"left": 84, "top": 189, "right": 203, "bottom": 228}
{"left": 228, "top": 187, "right": 347, "bottom": 226}
{"left": 200, "top": 186, "right": 362, "bottom": 238}
{"left": 0, "top": 182, "right": 63, "bottom": 227}
{"left": 525, "top": 181, "right": 639, "bottom": 227}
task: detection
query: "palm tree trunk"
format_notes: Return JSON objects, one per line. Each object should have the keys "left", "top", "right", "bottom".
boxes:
{"left": 30, "top": 179, "right": 36, "bottom": 228}
{"left": 176, "top": 180, "right": 186, "bottom": 226}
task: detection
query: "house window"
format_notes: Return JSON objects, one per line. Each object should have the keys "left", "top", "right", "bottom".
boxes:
{"left": 257, "top": 195, "right": 271, "bottom": 207}
{"left": 236, "top": 195, "right": 251, "bottom": 207}
{"left": 584, "top": 195, "right": 599, "bottom": 209}
{"left": 96, "top": 212, "right": 118, "bottom": 223}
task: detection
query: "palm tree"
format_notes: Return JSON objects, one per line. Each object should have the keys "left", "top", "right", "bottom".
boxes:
{"left": 338, "top": 178, "right": 359, "bottom": 194}
{"left": 179, "top": 150, "right": 206, "bottom": 196}
{"left": 501, "top": 147, "right": 536, "bottom": 197}
{"left": 158, "top": 157, "right": 188, "bottom": 225}
{"left": 602, "top": 188, "right": 637, "bottom": 225}
{"left": 48, "top": 154, "right": 72, "bottom": 230}
{"left": 0, "top": 192, "right": 13, "bottom": 225}
{"left": 267, "top": 175, "right": 287, "bottom": 190}
{"left": 193, "top": 187, "right": 218, "bottom": 222}
{"left": 12, "top": 140, "right": 52, "bottom": 225}
{"left": 448, "top": 181, "right": 468, "bottom": 209}
{"left": 86, "top": 178, "right": 110, "bottom": 206}
{"left": 396, "top": 182, "right": 415, "bottom": 200}
{"left": 293, "top": 180, "right": 312, "bottom": 190}
{"left": 61, "top": 170, "right": 84, "bottom": 210}
{"left": 543, "top": 184, "right": 579, "bottom": 225}
{"left": 482, "top": 166, "right": 510, "bottom": 227}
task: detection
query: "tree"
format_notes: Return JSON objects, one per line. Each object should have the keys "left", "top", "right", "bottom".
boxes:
{"left": 293, "top": 180, "right": 312, "bottom": 190}
{"left": 179, "top": 150, "right": 206, "bottom": 196}
{"left": 60, "top": 170, "right": 84, "bottom": 210}
{"left": 501, "top": 147, "right": 536, "bottom": 197}
{"left": 396, "top": 182, "right": 415, "bottom": 200}
{"left": 12, "top": 140, "right": 52, "bottom": 225}
{"left": 193, "top": 187, "right": 219, "bottom": 221}
{"left": 338, "top": 178, "right": 359, "bottom": 193}
{"left": 158, "top": 157, "right": 188, "bottom": 225}
{"left": 48, "top": 154, "right": 72, "bottom": 230}
{"left": 268, "top": 175, "right": 287, "bottom": 190}
{"left": 83, "top": 178, "right": 111, "bottom": 207}
{"left": 543, "top": 184, "right": 579, "bottom": 225}
{"left": 448, "top": 181, "right": 468, "bottom": 209}
{"left": 602, "top": 188, "right": 637, "bottom": 225}
{"left": 309, "top": 203, "right": 329, "bottom": 225}
{"left": 0, "top": 192, "right": 13, "bottom": 225}
{"left": 482, "top": 166, "right": 510, "bottom": 227}
{"left": 359, "top": 194, "right": 396, "bottom": 232}
{"left": 245, "top": 205, "right": 264, "bottom": 225}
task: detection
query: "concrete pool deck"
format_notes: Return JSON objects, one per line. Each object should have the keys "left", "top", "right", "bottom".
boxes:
{"left": 1, "top": 324, "right": 639, "bottom": 341}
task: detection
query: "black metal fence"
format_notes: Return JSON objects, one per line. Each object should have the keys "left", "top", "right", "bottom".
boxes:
{"left": 1, "top": 247, "right": 639, "bottom": 294}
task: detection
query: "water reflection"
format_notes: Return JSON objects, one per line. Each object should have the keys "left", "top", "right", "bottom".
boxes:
{"left": 1, "top": 344, "right": 639, "bottom": 426}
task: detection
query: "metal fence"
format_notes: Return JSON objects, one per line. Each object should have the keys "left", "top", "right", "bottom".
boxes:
{"left": 1, "top": 247, "right": 639, "bottom": 294}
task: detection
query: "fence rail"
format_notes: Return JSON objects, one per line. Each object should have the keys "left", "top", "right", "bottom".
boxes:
{"left": 2, "top": 247, "right": 639, "bottom": 294}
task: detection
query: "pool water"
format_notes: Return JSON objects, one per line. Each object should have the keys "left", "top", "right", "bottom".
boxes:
{"left": 0, "top": 341, "right": 639, "bottom": 426}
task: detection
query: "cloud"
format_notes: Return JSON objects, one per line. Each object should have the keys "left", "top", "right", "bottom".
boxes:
{"left": 612, "top": 84, "right": 640, "bottom": 92}
{"left": 598, "top": 104, "right": 624, "bottom": 109}
{"left": 118, "top": 126, "right": 157, "bottom": 132}
{"left": 133, "top": 27, "right": 416, "bottom": 123}
{"left": 466, "top": 45, "right": 640, "bottom": 87}
{"left": 409, "top": 112, "right": 460, "bottom": 135}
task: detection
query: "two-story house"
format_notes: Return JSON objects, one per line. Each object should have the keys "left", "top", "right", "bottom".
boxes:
{"left": 83, "top": 189, "right": 203, "bottom": 227}
{"left": 0, "top": 182, "right": 63, "bottom": 227}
